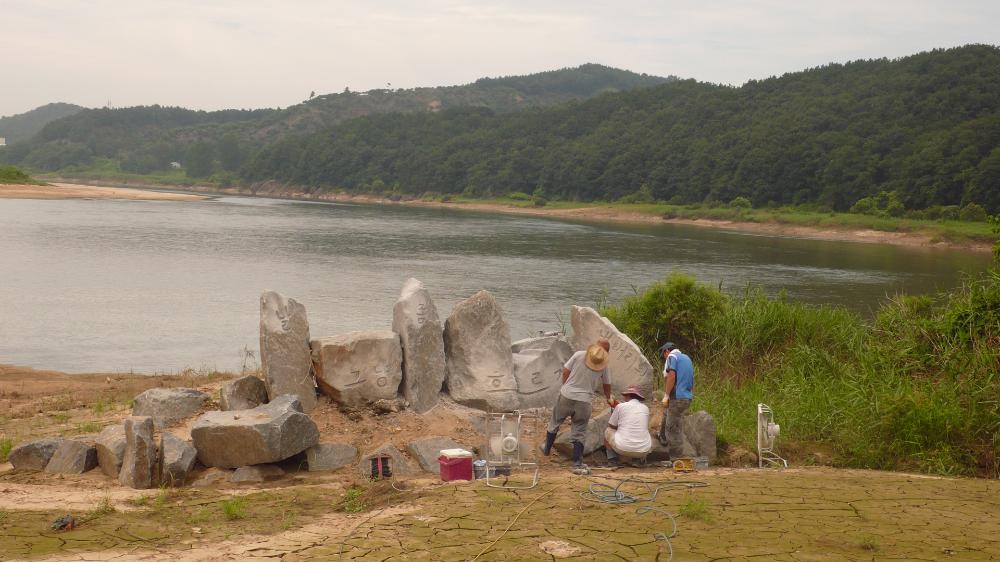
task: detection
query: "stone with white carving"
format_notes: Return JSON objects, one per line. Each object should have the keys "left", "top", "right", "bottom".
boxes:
{"left": 392, "top": 278, "right": 447, "bottom": 414}
{"left": 570, "top": 305, "right": 654, "bottom": 398}
{"left": 511, "top": 336, "right": 574, "bottom": 409}
{"left": 311, "top": 331, "right": 403, "bottom": 407}
{"left": 260, "top": 291, "right": 317, "bottom": 412}
{"left": 443, "top": 290, "right": 518, "bottom": 412}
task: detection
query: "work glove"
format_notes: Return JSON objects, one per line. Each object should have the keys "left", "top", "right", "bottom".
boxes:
{"left": 661, "top": 397, "right": 669, "bottom": 407}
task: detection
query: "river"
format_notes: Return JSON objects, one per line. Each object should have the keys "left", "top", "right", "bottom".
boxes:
{"left": 0, "top": 195, "right": 990, "bottom": 373}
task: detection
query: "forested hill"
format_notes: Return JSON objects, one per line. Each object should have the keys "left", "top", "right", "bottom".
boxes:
{"left": 0, "top": 103, "right": 84, "bottom": 144}
{"left": 244, "top": 45, "right": 1000, "bottom": 212}
{"left": 0, "top": 64, "right": 671, "bottom": 174}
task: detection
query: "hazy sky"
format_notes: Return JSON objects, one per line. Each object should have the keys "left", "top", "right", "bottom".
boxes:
{"left": 2, "top": 0, "right": 997, "bottom": 117}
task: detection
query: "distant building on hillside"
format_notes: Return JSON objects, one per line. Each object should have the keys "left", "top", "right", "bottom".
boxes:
{"left": 170, "top": 161, "right": 182, "bottom": 169}
{"left": 0, "top": 137, "right": 6, "bottom": 146}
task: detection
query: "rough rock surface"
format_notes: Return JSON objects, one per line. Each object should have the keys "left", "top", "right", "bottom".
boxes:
{"left": 260, "top": 291, "right": 317, "bottom": 412}
{"left": 406, "top": 436, "right": 465, "bottom": 474}
{"left": 358, "top": 444, "right": 415, "bottom": 477}
{"left": 570, "top": 306, "right": 654, "bottom": 398}
{"left": 511, "top": 336, "right": 574, "bottom": 409}
{"left": 191, "top": 395, "right": 319, "bottom": 468}
{"left": 648, "top": 433, "right": 698, "bottom": 461}
{"left": 9, "top": 437, "right": 65, "bottom": 471}
{"left": 45, "top": 439, "right": 98, "bottom": 474}
{"left": 392, "top": 278, "right": 447, "bottom": 414}
{"left": 160, "top": 433, "right": 198, "bottom": 486}
{"left": 443, "top": 290, "right": 518, "bottom": 411}
{"left": 220, "top": 375, "right": 269, "bottom": 411}
{"left": 119, "top": 416, "right": 157, "bottom": 489}
{"left": 311, "top": 331, "right": 403, "bottom": 407}
{"left": 306, "top": 443, "right": 358, "bottom": 472}
{"left": 230, "top": 464, "right": 285, "bottom": 483}
{"left": 95, "top": 424, "right": 127, "bottom": 478}
{"left": 190, "top": 468, "right": 231, "bottom": 487}
{"left": 553, "top": 408, "right": 613, "bottom": 457}
{"left": 132, "top": 387, "right": 210, "bottom": 428}
{"left": 683, "top": 410, "right": 718, "bottom": 461}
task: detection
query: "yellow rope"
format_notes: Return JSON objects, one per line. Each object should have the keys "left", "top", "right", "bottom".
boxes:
{"left": 470, "top": 487, "right": 556, "bottom": 561}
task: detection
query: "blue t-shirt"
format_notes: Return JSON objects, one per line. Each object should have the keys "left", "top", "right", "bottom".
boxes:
{"left": 664, "top": 350, "right": 694, "bottom": 400}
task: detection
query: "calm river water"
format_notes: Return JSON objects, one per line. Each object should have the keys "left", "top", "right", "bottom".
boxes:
{"left": 0, "top": 195, "right": 990, "bottom": 373}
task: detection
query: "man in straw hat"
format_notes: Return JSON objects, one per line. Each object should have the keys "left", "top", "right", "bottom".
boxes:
{"left": 603, "top": 384, "right": 653, "bottom": 467}
{"left": 657, "top": 341, "right": 694, "bottom": 459}
{"left": 541, "top": 339, "right": 614, "bottom": 472}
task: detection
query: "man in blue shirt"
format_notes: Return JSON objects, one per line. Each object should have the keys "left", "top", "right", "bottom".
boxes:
{"left": 656, "top": 342, "right": 694, "bottom": 459}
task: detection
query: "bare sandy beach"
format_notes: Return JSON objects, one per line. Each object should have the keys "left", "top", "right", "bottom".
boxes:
{"left": 0, "top": 182, "right": 205, "bottom": 201}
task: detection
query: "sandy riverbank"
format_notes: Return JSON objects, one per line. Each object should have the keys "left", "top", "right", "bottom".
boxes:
{"left": 0, "top": 182, "right": 206, "bottom": 201}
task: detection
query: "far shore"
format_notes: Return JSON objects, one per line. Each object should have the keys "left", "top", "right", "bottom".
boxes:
{"left": 20, "top": 178, "right": 995, "bottom": 253}
{"left": 0, "top": 181, "right": 206, "bottom": 201}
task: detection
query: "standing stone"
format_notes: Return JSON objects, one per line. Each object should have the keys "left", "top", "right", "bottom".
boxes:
{"left": 683, "top": 410, "right": 717, "bottom": 462}
{"left": 132, "top": 387, "right": 211, "bottom": 428}
{"left": 8, "top": 437, "right": 65, "bottom": 471}
{"left": 358, "top": 444, "right": 415, "bottom": 477}
{"left": 45, "top": 440, "right": 98, "bottom": 474}
{"left": 406, "top": 436, "right": 465, "bottom": 474}
{"left": 570, "top": 306, "right": 654, "bottom": 398}
{"left": 311, "top": 331, "right": 403, "bottom": 407}
{"left": 191, "top": 395, "right": 319, "bottom": 468}
{"left": 443, "top": 291, "right": 518, "bottom": 411}
{"left": 553, "top": 408, "right": 613, "bottom": 457}
{"left": 95, "top": 424, "right": 127, "bottom": 478}
{"left": 119, "top": 416, "right": 157, "bottom": 489}
{"left": 260, "top": 291, "right": 317, "bottom": 412}
{"left": 392, "top": 278, "right": 447, "bottom": 414}
{"left": 306, "top": 443, "right": 358, "bottom": 472}
{"left": 220, "top": 375, "right": 269, "bottom": 411}
{"left": 160, "top": 433, "right": 198, "bottom": 486}
{"left": 511, "top": 336, "right": 574, "bottom": 409}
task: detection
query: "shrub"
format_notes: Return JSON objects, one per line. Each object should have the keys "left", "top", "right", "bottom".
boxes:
{"left": 960, "top": 203, "right": 989, "bottom": 222}
{"left": 729, "top": 196, "right": 752, "bottom": 209}
{"left": 507, "top": 191, "right": 531, "bottom": 201}
{"left": 0, "top": 165, "right": 33, "bottom": 184}
{"left": 531, "top": 195, "right": 547, "bottom": 207}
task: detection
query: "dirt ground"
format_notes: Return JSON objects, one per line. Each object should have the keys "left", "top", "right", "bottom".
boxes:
{"left": 0, "top": 182, "right": 204, "bottom": 201}
{"left": 3, "top": 366, "right": 999, "bottom": 560}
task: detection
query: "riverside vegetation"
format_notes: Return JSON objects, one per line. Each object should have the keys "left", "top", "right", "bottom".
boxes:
{"left": 601, "top": 224, "right": 1000, "bottom": 476}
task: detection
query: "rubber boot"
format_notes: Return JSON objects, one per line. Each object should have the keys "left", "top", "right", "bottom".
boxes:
{"left": 541, "top": 431, "right": 557, "bottom": 456}
{"left": 572, "top": 441, "right": 585, "bottom": 467}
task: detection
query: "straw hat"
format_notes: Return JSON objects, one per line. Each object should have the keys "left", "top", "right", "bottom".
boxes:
{"left": 585, "top": 344, "right": 609, "bottom": 371}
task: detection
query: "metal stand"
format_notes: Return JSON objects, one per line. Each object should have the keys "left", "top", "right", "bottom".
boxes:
{"left": 483, "top": 411, "right": 540, "bottom": 489}
{"left": 757, "top": 403, "right": 788, "bottom": 468}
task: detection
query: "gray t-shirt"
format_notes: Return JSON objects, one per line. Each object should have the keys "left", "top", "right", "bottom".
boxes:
{"left": 559, "top": 350, "right": 610, "bottom": 402}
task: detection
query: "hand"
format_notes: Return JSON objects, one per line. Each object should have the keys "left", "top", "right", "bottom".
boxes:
{"left": 661, "top": 397, "right": 669, "bottom": 407}
{"left": 608, "top": 399, "right": 619, "bottom": 408}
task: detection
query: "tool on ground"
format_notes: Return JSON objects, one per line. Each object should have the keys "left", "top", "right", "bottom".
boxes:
{"left": 482, "top": 411, "right": 540, "bottom": 489}
{"left": 50, "top": 515, "right": 76, "bottom": 531}
{"left": 757, "top": 403, "right": 788, "bottom": 468}
{"left": 369, "top": 455, "right": 392, "bottom": 480}
{"left": 671, "top": 458, "right": 695, "bottom": 472}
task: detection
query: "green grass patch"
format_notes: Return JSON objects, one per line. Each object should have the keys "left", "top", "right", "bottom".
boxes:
{"left": 678, "top": 496, "right": 712, "bottom": 522}
{"left": 340, "top": 486, "right": 366, "bottom": 513}
{"left": 0, "top": 437, "right": 13, "bottom": 463}
{"left": 221, "top": 497, "right": 248, "bottom": 520}
{"left": 80, "top": 496, "right": 116, "bottom": 524}
{"left": 0, "top": 165, "right": 44, "bottom": 185}
{"left": 76, "top": 422, "right": 102, "bottom": 434}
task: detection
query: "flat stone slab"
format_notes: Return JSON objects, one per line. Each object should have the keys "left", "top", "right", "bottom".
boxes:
{"left": 393, "top": 278, "right": 447, "bottom": 414}
{"left": 191, "top": 395, "right": 319, "bottom": 468}
{"left": 190, "top": 468, "right": 232, "bottom": 487}
{"left": 406, "top": 436, "right": 465, "bottom": 474}
{"left": 260, "top": 291, "right": 317, "bottom": 412}
{"left": 358, "top": 444, "right": 415, "bottom": 478}
{"left": 95, "top": 424, "right": 127, "bottom": 478}
{"left": 9, "top": 437, "right": 65, "bottom": 471}
{"left": 511, "top": 336, "right": 574, "bottom": 409}
{"left": 230, "top": 464, "right": 285, "bottom": 483}
{"left": 443, "top": 290, "right": 519, "bottom": 411}
{"left": 132, "top": 387, "right": 210, "bottom": 428}
{"left": 45, "top": 439, "right": 98, "bottom": 474}
{"left": 311, "top": 330, "right": 403, "bottom": 407}
{"left": 161, "top": 433, "right": 198, "bottom": 486}
{"left": 220, "top": 375, "right": 269, "bottom": 411}
{"left": 570, "top": 306, "right": 654, "bottom": 398}
{"left": 306, "top": 443, "right": 358, "bottom": 472}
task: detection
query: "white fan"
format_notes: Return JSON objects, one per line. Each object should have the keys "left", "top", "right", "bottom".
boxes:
{"left": 757, "top": 403, "right": 787, "bottom": 468}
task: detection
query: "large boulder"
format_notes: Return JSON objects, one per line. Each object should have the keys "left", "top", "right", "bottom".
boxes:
{"left": 119, "top": 416, "right": 157, "bottom": 489}
{"left": 358, "top": 444, "right": 415, "bottom": 477}
{"left": 306, "top": 443, "right": 358, "bottom": 472}
{"left": 311, "top": 331, "right": 403, "bottom": 407}
{"left": 45, "top": 439, "right": 98, "bottom": 474}
{"left": 9, "top": 437, "right": 65, "bottom": 471}
{"left": 132, "top": 387, "right": 210, "bottom": 428}
{"left": 220, "top": 375, "right": 269, "bottom": 411}
{"left": 570, "top": 306, "right": 654, "bottom": 398}
{"left": 392, "top": 278, "right": 447, "bottom": 414}
{"left": 190, "top": 395, "right": 319, "bottom": 468}
{"left": 683, "top": 410, "right": 718, "bottom": 462}
{"left": 260, "top": 291, "right": 317, "bottom": 412}
{"left": 553, "top": 408, "right": 613, "bottom": 457}
{"left": 406, "top": 436, "right": 465, "bottom": 474}
{"left": 95, "top": 424, "right": 127, "bottom": 478}
{"left": 511, "top": 336, "right": 574, "bottom": 409}
{"left": 160, "top": 433, "right": 198, "bottom": 486}
{"left": 443, "top": 291, "right": 518, "bottom": 411}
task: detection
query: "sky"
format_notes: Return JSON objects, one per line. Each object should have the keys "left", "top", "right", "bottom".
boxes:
{"left": 1, "top": 0, "right": 998, "bottom": 117}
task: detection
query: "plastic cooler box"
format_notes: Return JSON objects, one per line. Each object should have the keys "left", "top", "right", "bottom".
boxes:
{"left": 438, "top": 448, "right": 474, "bottom": 481}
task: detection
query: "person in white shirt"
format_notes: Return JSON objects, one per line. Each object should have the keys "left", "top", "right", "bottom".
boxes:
{"left": 603, "top": 384, "right": 653, "bottom": 467}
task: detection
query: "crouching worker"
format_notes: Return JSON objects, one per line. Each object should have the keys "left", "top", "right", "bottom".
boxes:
{"left": 604, "top": 385, "right": 652, "bottom": 467}
{"left": 541, "top": 339, "right": 613, "bottom": 473}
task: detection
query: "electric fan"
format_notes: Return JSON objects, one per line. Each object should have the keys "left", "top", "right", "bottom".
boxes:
{"left": 757, "top": 403, "right": 787, "bottom": 468}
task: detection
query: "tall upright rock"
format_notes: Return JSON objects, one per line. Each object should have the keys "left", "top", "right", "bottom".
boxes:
{"left": 260, "top": 291, "right": 317, "bottom": 412}
{"left": 570, "top": 305, "right": 654, "bottom": 398}
{"left": 119, "top": 416, "right": 157, "bottom": 489}
{"left": 392, "top": 278, "right": 446, "bottom": 413}
{"left": 443, "top": 290, "right": 518, "bottom": 411}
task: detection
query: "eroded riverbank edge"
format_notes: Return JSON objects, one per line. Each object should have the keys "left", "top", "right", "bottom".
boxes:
{"left": 29, "top": 178, "right": 994, "bottom": 253}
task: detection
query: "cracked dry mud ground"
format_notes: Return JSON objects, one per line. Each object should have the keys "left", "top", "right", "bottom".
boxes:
{"left": 2, "top": 467, "right": 998, "bottom": 561}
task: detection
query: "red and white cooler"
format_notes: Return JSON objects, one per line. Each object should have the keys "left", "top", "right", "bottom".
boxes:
{"left": 438, "top": 448, "right": 474, "bottom": 481}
